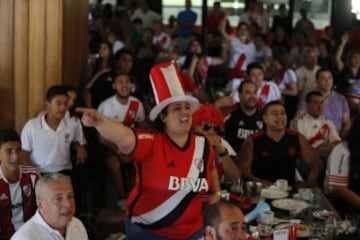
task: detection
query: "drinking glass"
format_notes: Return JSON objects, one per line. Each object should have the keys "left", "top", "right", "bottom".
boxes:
{"left": 309, "top": 222, "right": 323, "bottom": 239}
{"left": 230, "top": 178, "right": 243, "bottom": 196}
{"left": 324, "top": 216, "right": 337, "bottom": 240}
{"left": 344, "top": 214, "right": 359, "bottom": 234}
{"left": 309, "top": 187, "right": 321, "bottom": 209}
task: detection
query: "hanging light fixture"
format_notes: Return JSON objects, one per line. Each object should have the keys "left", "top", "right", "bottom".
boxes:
{"left": 352, "top": 0, "right": 360, "bottom": 20}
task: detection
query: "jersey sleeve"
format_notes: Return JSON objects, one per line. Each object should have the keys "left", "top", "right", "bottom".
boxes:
{"left": 326, "top": 143, "right": 350, "bottom": 187}
{"left": 130, "top": 129, "right": 156, "bottom": 163}
{"left": 20, "top": 121, "right": 34, "bottom": 152}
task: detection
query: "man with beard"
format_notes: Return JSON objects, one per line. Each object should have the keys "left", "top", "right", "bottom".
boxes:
{"left": 97, "top": 72, "right": 145, "bottom": 204}
{"left": 11, "top": 173, "right": 88, "bottom": 240}
{"left": 224, "top": 81, "right": 263, "bottom": 153}
{"left": 21, "top": 85, "right": 87, "bottom": 175}
{"left": 239, "top": 101, "right": 321, "bottom": 187}
{"left": 230, "top": 62, "right": 281, "bottom": 110}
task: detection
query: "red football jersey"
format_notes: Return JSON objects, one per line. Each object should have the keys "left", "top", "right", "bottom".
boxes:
{"left": 128, "top": 129, "right": 215, "bottom": 239}
{"left": 0, "top": 165, "right": 40, "bottom": 239}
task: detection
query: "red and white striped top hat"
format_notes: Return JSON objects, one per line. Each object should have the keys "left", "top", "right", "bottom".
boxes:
{"left": 149, "top": 62, "right": 199, "bottom": 121}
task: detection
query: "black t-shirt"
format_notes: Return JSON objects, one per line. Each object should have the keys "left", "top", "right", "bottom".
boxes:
{"left": 224, "top": 107, "right": 263, "bottom": 153}
{"left": 251, "top": 129, "right": 300, "bottom": 186}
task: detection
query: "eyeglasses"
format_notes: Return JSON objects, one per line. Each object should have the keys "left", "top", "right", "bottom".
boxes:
{"left": 202, "top": 123, "right": 222, "bottom": 133}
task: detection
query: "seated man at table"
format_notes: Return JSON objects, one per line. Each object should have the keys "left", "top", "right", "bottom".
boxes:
{"left": 204, "top": 200, "right": 247, "bottom": 240}
{"left": 324, "top": 114, "right": 360, "bottom": 214}
{"left": 239, "top": 100, "right": 322, "bottom": 187}
{"left": 290, "top": 90, "right": 341, "bottom": 182}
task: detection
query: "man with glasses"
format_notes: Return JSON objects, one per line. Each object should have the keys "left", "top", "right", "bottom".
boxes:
{"left": 296, "top": 68, "right": 351, "bottom": 139}
{"left": 291, "top": 90, "right": 340, "bottom": 158}
{"left": 291, "top": 90, "right": 340, "bottom": 182}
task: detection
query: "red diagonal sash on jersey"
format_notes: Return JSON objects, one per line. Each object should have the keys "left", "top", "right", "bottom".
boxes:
{"left": 257, "top": 84, "right": 270, "bottom": 110}
{"left": 130, "top": 136, "right": 207, "bottom": 228}
{"left": 199, "top": 58, "right": 209, "bottom": 79}
{"left": 124, "top": 100, "right": 139, "bottom": 124}
{"left": 228, "top": 53, "right": 246, "bottom": 79}
{"left": 0, "top": 179, "right": 14, "bottom": 239}
{"left": 309, "top": 123, "right": 330, "bottom": 147}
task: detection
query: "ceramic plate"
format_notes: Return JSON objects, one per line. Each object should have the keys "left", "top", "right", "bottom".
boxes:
{"left": 261, "top": 189, "right": 289, "bottom": 199}
{"left": 274, "top": 223, "right": 310, "bottom": 237}
{"left": 267, "top": 185, "right": 292, "bottom": 191}
{"left": 271, "top": 198, "right": 309, "bottom": 211}
{"left": 313, "top": 210, "right": 335, "bottom": 220}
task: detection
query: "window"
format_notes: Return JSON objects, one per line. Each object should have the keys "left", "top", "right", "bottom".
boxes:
{"left": 292, "top": 0, "right": 332, "bottom": 29}
{"left": 352, "top": 0, "right": 360, "bottom": 20}
{"left": 162, "top": 0, "right": 246, "bottom": 26}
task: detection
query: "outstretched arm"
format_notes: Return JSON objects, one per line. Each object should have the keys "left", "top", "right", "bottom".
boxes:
{"left": 76, "top": 107, "right": 136, "bottom": 155}
{"left": 335, "top": 32, "right": 349, "bottom": 72}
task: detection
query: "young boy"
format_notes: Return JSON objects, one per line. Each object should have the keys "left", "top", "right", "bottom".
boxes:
{"left": 21, "top": 85, "right": 87, "bottom": 175}
{"left": 0, "top": 129, "right": 40, "bottom": 239}
{"left": 97, "top": 72, "right": 145, "bottom": 205}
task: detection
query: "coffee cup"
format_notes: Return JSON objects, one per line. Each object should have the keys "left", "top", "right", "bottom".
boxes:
{"left": 257, "top": 210, "right": 274, "bottom": 236}
{"left": 276, "top": 179, "right": 288, "bottom": 191}
{"left": 299, "top": 188, "right": 313, "bottom": 201}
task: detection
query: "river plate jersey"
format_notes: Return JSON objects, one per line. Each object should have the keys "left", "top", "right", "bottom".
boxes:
{"left": 128, "top": 129, "right": 215, "bottom": 239}
{"left": 0, "top": 165, "right": 40, "bottom": 239}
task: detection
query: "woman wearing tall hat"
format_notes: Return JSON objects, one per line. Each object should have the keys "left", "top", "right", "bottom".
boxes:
{"left": 77, "top": 62, "right": 221, "bottom": 239}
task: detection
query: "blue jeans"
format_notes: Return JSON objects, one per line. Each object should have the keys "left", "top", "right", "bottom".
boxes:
{"left": 124, "top": 217, "right": 204, "bottom": 240}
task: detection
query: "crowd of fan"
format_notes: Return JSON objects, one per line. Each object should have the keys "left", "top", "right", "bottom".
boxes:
{"left": 1, "top": 0, "right": 360, "bottom": 239}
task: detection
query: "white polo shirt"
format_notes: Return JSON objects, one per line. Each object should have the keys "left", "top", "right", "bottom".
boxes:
{"left": 21, "top": 114, "right": 86, "bottom": 173}
{"left": 11, "top": 211, "right": 88, "bottom": 240}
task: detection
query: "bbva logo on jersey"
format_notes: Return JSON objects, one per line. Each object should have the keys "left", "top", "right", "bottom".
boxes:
{"left": 168, "top": 176, "right": 209, "bottom": 192}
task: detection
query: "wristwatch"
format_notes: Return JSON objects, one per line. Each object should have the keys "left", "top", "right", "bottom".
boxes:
{"left": 218, "top": 149, "right": 228, "bottom": 157}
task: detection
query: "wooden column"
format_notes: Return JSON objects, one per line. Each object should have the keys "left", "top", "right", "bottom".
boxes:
{"left": 14, "top": 0, "right": 29, "bottom": 131}
{"left": 0, "top": 0, "right": 15, "bottom": 129}
{"left": 0, "top": 0, "right": 89, "bottom": 131}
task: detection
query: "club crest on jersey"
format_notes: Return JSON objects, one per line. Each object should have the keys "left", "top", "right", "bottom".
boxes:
{"left": 195, "top": 158, "right": 204, "bottom": 172}
{"left": 288, "top": 147, "right": 297, "bottom": 157}
{"left": 168, "top": 176, "right": 209, "bottom": 192}
{"left": 256, "top": 121, "right": 263, "bottom": 129}
{"left": 22, "top": 184, "right": 32, "bottom": 197}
